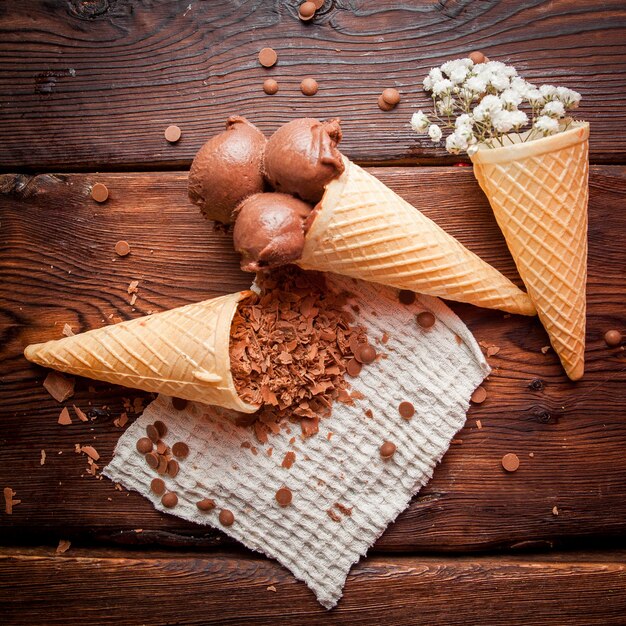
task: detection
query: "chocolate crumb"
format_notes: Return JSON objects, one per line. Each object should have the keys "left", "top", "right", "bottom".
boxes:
{"left": 335, "top": 503, "right": 353, "bottom": 516}
{"left": 73, "top": 405, "right": 89, "bottom": 422}
{"left": 267, "top": 585, "right": 277, "bottom": 592}
{"left": 62, "top": 323, "right": 75, "bottom": 337}
{"left": 476, "top": 419, "right": 482, "bottom": 429}
{"left": 541, "top": 345, "right": 551, "bottom": 354}
{"left": 40, "top": 449, "right": 46, "bottom": 466}
{"left": 327, "top": 508, "right": 341, "bottom": 522}
{"left": 552, "top": 505, "right": 559, "bottom": 516}
{"left": 364, "top": 409, "right": 373, "bottom": 419}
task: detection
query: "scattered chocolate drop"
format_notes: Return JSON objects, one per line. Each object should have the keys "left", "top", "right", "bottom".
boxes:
{"left": 219, "top": 509, "right": 235, "bottom": 526}
{"left": 416, "top": 311, "right": 436, "bottom": 329}
{"left": 471, "top": 386, "right": 487, "bottom": 404}
{"left": 91, "top": 182, "right": 109, "bottom": 203}
{"left": 145, "top": 452, "right": 159, "bottom": 470}
{"left": 258, "top": 47, "right": 277, "bottom": 68}
{"left": 398, "top": 401, "right": 415, "bottom": 420}
{"left": 154, "top": 420, "right": 168, "bottom": 438}
{"left": 136, "top": 437, "right": 153, "bottom": 454}
{"left": 263, "top": 78, "right": 279, "bottom": 95}
{"left": 469, "top": 51, "right": 486, "bottom": 64}
{"left": 146, "top": 424, "right": 159, "bottom": 443}
{"left": 346, "top": 358, "right": 362, "bottom": 377}
{"left": 355, "top": 344, "right": 377, "bottom": 364}
{"left": 172, "top": 441, "right": 190, "bottom": 459}
{"left": 299, "top": 1, "right": 316, "bottom": 21}
{"left": 196, "top": 498, "right": 216, "bottom": 511}
{"left": 114, "top": 240, "right": 130, "bottom": 257}
{"left": 150, "top": 478, "right": 166, "bottom": 495}
{"left": 161, "top": 492, "right": 178, "bottom": 508}
{"left": 380, "top": 441, "right": 396, "bottom": 460}
{"left": 164, "top": 125, "right": 181, "bottom": 143}
{"left": 604, "top": 329, "right": 622, "bottom": 347}
{"left": 501, "top": 453, "right": 520, "bottom": 473}
{"left": 275, "top": 487, "right": 293, "bottom": 507}
{"left": 300, "top": 77, "right": 318, "bottom": 96}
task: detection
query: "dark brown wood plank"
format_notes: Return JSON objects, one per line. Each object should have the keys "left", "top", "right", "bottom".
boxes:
{"left": 1, "top": 166, "right": 625, "bottom": 552}
{"left": 2, "top": 547, "right": 626, "bottom": 625}
{"left": 1, "top": 0, "right": 625, "bottom": 170}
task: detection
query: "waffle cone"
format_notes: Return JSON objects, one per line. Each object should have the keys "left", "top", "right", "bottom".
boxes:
{"left": 298, "top": 157, "right": 535, "bottom": 316}
{"left": 471, "top": 122, "right": 589, "bottom": 380}
{"left": 24, "top": 292, "right": 259, "bottom": 413}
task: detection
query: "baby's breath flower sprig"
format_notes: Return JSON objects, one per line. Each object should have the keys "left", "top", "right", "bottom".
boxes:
{"left": 410, "top": 57, "right": 581, "bottom": 155}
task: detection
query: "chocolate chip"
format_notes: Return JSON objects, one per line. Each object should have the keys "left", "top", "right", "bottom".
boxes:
{"left": 154, "top": 420, "right": 168, "bottom": 438}
{"left": 380, "top": 441, "right": 396, "bottom": 460}
{"left": 346, "top": 358, "right": 362, "bottom": 377}
{"left": 355, "top": 344, "right": 377, "bottom": 364}
{"left": 219, "top": 509, "right": 235, "bottom": 526}
{"left": 157, "top": 455, "right": 168, "bottom": 475}
{"left": 275, "top": 487, "right": 293, "bottom": 507}
{"left": 263, "top": 78, "right": 279, "bottom": 95}
{"left": 470, "top": 386, "right": 487, "bottom": 404}
{"left": 136, "top": 437, "right": 153, "bottom": 454}
{"left": 114, "top": 240, "right": 130, "bottom": 257}
{"left": 501, "top": 453, "right": 520, "bottom": 473}
{"left": 91, "top": 182, "right": 109, "bottom": 203}
{"left": 150, "top": 478, "right": 166, "bottom": 495}
{"left": 469, "top": 51, "right": 486, "bottom": 64}
{"left": 146, "top": 424, "right": 159, "bottom": 443}
{"left": 377, "top": 94, "right": 394, "bottom": 111}
{"left": 164, "top": 125, "right": 181, "bottom": 143}
{"left": 299, "top": 1, "right": 316, "bottom": 20}
{"left": 145, "top": 452, "right": 159, "bottom": 470}
{"left": 398, "top": 290, "right": 416, "bottom": 305}
{"left": 196, "top": 498, "right": 216, "bottom": 511}
{"left": 172, "top": 397, "right": 187, "bottom": 411}
{"left": 258, "top": 47, "right": 277, "bottom": 68}
{"left": 172, "top": 442, "right": 189, "bottom": 459}
{"left": 161, "top": 492, "right": 178, "bottom": 508}
{"left": 605, "top": 329, "right": 622, "bottom": 347}
{"left": 416, "top": 311, "right": 436, "bottom": 329}
{"left": 381, "top": 88, "right": 400, "bottom": 106}
{"left": 300, "top": 77, "right": 318, "bottom": 96}
{"left": 167, "top": 459, "right": 179, "bottom": 478}
{"left": 398, "top": 401, "right": 415, "bottom": 420}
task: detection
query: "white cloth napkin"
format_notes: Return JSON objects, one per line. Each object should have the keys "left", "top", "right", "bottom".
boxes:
{"left": 104, "top": 276, "right": 489, "bottom": 608}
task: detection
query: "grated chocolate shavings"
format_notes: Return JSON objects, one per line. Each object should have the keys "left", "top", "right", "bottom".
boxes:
{"left": 335, "top": 503, "right": 353, "bottom": 516}
{"left": 113, "top": 412, "right": 128, "bottom": 428}
{"left": 230, "top": 268, "right": 368, "bottom": 438}
{"left": 327, "top": 508, "right": 341, "bottom": 522}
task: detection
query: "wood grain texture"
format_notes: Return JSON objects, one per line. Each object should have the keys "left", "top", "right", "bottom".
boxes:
{"left": 1, "top": 166, "right": 624, "bottom": 552}
{"left": 1, "top": 0, "right": 626, "bottom": 170}
{"left": 2, "top": 547, "right": 626, "bottom": 624}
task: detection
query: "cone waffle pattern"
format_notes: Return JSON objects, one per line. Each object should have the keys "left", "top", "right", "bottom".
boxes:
{"left": 24, "top": 292, "right": 258, "bottom": 412}
{"left": 298, "top": 158, "right": 535, "bottom": 316}
{"left": 471, "top": 124, "right": 589, "bottom": 380}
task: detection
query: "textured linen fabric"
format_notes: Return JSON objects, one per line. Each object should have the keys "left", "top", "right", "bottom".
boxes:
{"left": 104, "top": 275, "right": 489, "bottom": 608}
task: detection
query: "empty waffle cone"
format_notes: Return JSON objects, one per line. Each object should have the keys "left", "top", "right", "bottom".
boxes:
{"left": 471, "top": 122, "right": 589, "bottom": 380}
{"left": 24, "top": 291, "right": 259, "bottom": 413}
{"left": 298, "top": 157, "right": 536, "bottom": 316}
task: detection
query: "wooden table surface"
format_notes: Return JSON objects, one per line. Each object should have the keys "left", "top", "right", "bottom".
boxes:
{"left": 1, "top": 1, "right": 626, "bottom": 624}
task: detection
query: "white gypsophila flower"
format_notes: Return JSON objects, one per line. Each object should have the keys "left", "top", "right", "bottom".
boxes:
{"left": 539, "top": 84, "right": 557, "bottom": 98}
{"left": 455, "top": 113, "right": 473, "bottom": 129}
{"left": 500, "top": 88, "right": 523, "bottom": 108}
{"left": 428, "top": 124, "right": 443, "bottom": 142}
{"left": 489, "top": 73, "right": 510, "bottom": 91}
{"left": 410, "top": 111, "right": 430, "bottom": 133}
{"left": 457, "top": 86, "right": 477, "bottom": 101}
{"left": 429, "top": 67, "right": 444, "bottom": 83}
{"left": 445, "top": 131, "right": 469, "bottom": 155}
{"left": 508, "top": 109, "right": 528, "bottom": 128}
{"left": 465, "top": 76, "right": 487, "bottom": 94}
{"left": 450, "top": 66, "right": 469, "bottom": 84}
{"left": 526, "top": 88, "right": 545, "bottom": 106}
{"left": 480, "top": 94, "right": 503, "bottom": 113}
{"left": 491, "top": 110, "right": 515, "bottom": 133}
{"left": 510, "top": 76, "right": 532, "bottom": 97}
{"left": 436, "top": 95, "right": 455, "bottom": 115}
{"left": 542, "top": 100, "right": 566, "bottom": 118}
{"left": 555, "top": 86, "right": 582, "bottom": 108}
{"left": 433, "top": 78, "right": 453, "bottom": 95}
{"left": 503, "top": 65, "right": 518, "bottom": 78}
{"left": 534, "top": 115, "right": 559, "bottom": 135}
{"left": 423, "top": 75, "right": 433, "bottom": 91}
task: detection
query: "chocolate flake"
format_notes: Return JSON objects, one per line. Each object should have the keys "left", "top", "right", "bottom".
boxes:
{"left": 40, "top": 449, "right": 46, "bottom": 465}
{"left": 62, "top": 323, "right": 75, "bottom": 337}
{"left": 4, "top": 487, "right": 18, "bottom": 514}
{"left": 44, "top": 371, "right": 75, "bottom": 402}
{"left": 335, "top": 503, "right": 353, "bottom": 516}
{"left": 58, "top": 407, "right": 72, "bottom": 425}
{"left": 73, "top": 405, "right": 89, "bottom": 422}
{"left": 327, "top": 508, "right": 341, "bottom": 522}
{"left": 282, "top": 451, "right": 296, "bottom": 469}
{"left": 56, "top": 539, "right": 71, "bottom": 554}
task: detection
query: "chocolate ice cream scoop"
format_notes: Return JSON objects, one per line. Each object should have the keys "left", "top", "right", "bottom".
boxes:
{"left": 263, "top": 118, "right": 344, "bottom": 204}
{"left": 233, "top": 193, "right": 313, "bottom": 272}
{"left": 188, "top": 116, "right": 267, "bottom": 224}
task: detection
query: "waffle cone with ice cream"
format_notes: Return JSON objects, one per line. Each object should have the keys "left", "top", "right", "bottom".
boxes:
{"left": 470, "top": 122, "right": 589, "bottom": 380}
{"left": 24, "top": 292, "right": 259, "bottom": 413}
{"left": 191, "top": 116, "right": 535, "bottom": 317}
